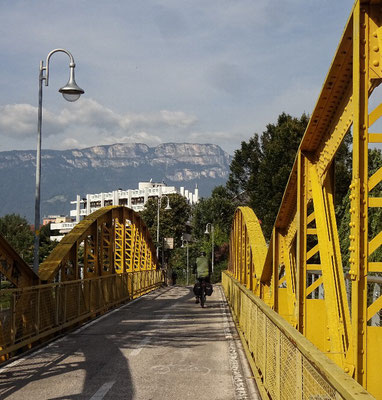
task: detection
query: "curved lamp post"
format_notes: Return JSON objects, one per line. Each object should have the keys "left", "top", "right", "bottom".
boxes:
{"left": 34, "top": 49, "right": 84, "bottom": 274}
{"left": 181, "top": 237, "right": 189, "bottom": 285}
{"left": 156, "top": 194, "right": 171, "bottom": 262}
{"left": 205, "top": 223, "right": 214, "bottom": 274}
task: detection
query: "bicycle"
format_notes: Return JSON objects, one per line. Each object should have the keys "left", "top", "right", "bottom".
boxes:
{"left": 194, "top": 278, "right": 213, "bottom": 308}
{"left": 199, "top": 279, "right": 207, "bottom": 308}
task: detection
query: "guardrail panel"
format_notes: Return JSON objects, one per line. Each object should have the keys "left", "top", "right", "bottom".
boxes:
{"left": 222, "top": 272, "right": 375, "bottom": 400}
{"left": 0, "top": 270, "right": 164, "bottom": 359}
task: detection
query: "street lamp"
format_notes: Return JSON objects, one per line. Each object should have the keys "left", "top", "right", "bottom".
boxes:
{"left": 205, "top": 223, "right": 214, "bottom": 274}
{"left": 156, "top": 195, "right": 171, "bottom": 262}
{"left": 181, "top": 237, "right": 189, "bottom": 285}
{"left": 33, "top": 49, "right": 84, "bottom": 274}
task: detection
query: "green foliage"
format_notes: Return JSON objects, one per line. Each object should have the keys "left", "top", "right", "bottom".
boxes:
{"left": 337, "top": 149, "right": 382, "bottom": 271}
{"left": 227, "top": 113, "right": 309, "bottom": 240}
{"left": 192, "top": 185, "right": 236, "bottom": 240}
{"left": 226, "top": 135, "right": 262, "bottom": 199}
{"left": 0, "top": 215, "right": 58, "bottom": 266}
{"left": 333, "top": 133, "right": 352, "bottom": 207}
{"left": 0, "top": 214, "right": 34, "bottom": 264}
{"left": 167, "top": 244, "right": 198, "bottom": 285}
{"left": 254, "top": 113, "right": 309, "bottom": 239}
{"left": 190, "top": 186, "right": 235, "bottom": 283}
{"left": 140, "top": 193, "right": 192, "bottom": 247}
{"left": 39, "top": 223, "right": 59, "bottom": 263}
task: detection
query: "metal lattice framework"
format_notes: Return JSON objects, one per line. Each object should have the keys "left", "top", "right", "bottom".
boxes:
{"left": 227, "top": 1, "right": 382, "bottom": 398}
{"left": 0, "top": 206, "right": 163, "bottom": 359}
{"left": 39, "top": 205, "right": 158, "bottom": 282}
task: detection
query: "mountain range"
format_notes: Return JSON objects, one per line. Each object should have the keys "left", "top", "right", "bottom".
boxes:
{"left": 0, "top": 143, "right": 232, "bottom": 222}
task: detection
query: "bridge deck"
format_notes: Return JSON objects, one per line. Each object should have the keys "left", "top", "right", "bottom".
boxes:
{"left": 0, "top": 285, "right": 258, "bottom": 400}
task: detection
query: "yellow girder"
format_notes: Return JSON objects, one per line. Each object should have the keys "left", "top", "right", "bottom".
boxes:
{"left": 228, "top": 1, "right": 382, "bottom": 397}
{"left": 39, "top": 206, "right": 158, "bottom": 282}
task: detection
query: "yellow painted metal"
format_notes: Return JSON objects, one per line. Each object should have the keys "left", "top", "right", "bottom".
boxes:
{"left": 310, "top": 164, "right": 352, "bottom": 370}
{"left": 0, "top": 270, "right": 164, "bottom": 360}
{"left": 222, "top": 272, "right": 375, "bottom": 400}
{"left": 227, "top": 1, "right": 382, "bottom": 398}
{"left": 0, "top": 205, "right": 162, "bottom": 361}
{"left": 229, "top": 207, "right": 267, "bottom": 298}
{"left": 39, "top": 206, "right": 158, "bottom": 282}
{"left": 114, "top": 218, "right": 124, "bottom": 273}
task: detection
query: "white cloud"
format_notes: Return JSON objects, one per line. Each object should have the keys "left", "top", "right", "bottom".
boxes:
{"left": 0, "top": 104, "right": 38, "bottom": 137}
{"left": 0, "top": 0, "right": 356, "bottom": 155}
{"left": 0, "top": 98, "right": 199, "bottom": 150}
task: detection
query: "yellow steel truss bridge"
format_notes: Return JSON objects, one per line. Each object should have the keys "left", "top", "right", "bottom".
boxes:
{"left": 0, "top": 206, "right": 164, "bottom": 360}
{"left": 224, "top": 0, "right": 382, "bottom": 398}
{"left": 0, "top": 1, "right": 381, "bottom": 399}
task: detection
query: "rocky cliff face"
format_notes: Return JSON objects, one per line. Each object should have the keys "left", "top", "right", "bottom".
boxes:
{"left": 0, "top": 143, "right": 232, "bottom": 221}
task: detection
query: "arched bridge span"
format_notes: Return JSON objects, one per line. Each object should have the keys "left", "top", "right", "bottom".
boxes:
{"left": 0, "top": 206, "right": 164, "bottom": 359}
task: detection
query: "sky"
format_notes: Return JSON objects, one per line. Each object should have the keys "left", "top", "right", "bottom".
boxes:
{"left": 0, "top": 0, "right": 355, "bottom": 155}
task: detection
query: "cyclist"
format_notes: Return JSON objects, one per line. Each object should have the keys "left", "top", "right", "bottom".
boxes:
{"left": 193, "top": 251, "right": 210, "bottom": 304}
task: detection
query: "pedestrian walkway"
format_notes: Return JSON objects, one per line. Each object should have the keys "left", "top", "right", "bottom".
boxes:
{"left": 0, "top": 285, "right": 259, "bottom": 400}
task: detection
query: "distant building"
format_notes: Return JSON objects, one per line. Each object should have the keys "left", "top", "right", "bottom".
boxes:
{"left": 42, "top": 215, "right": 62, "bottom": 225}
{"left": 50, "top": 181, "right": 199, "bottom": 241}
{"left": 44, "top": 215, "right": 76, "bottom": 242}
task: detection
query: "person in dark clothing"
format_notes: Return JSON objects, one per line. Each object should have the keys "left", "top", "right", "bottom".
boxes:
{"left": 171, "top": 270, "right": 177, "bottom": 285}
{"left": 193, "top": 251, "right": 210, "bottom": 303}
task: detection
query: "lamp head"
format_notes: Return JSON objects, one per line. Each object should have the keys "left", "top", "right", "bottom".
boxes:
{"left": 59, "top": 79, "right": 84, "bottom": 102}
{"left": 205, "top": 223, "right": 211, "bottom": 234}
{"left": 165, "top": 203, "right": 171, "bottom": 210}
{"left": 59, "top": 66, "right": 84, "bottom": 102}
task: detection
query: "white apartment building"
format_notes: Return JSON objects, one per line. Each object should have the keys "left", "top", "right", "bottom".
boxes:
{"left": 50, "top": 181, "right": 199, "bottom": 241}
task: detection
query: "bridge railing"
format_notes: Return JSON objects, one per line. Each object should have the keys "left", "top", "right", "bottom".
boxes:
{"left": 222, "top": 272, "right": 374, "bottom": 400}
{"left": 0, "top": 270, "right": 163, "bottom": 358}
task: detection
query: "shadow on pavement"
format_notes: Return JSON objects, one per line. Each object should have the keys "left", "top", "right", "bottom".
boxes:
{"left": 0, "top": 284, "right": 226, "bottom": 399}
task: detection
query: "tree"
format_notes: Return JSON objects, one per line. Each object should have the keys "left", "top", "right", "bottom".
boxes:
{"left": 226, "top": 135, "right": 262, "bottom": 199}
{"left": 191, "top": 186, "right": 236, "bottom": 283}
{"left": 226, "top": 113, "right": 309, "bottom": 240}
{"left": 338, "top": 149, "right": 382, "bottom": 271}
{"left": 140, "top": 193, "right": 192, "bottom": 253}
{"left": 0, "top": 214, "right": 34, "bottom": 265}
{"left": 0, "top": 214, "right": 59, "bottom": 267}
{"left": 254, "top": 113, "right": 309, "bottom": 239}
{"left": 192, "top": 186, "right": 236, "bottom": 240}
{"left": 333, "top": 132, "right": 352, "bottom": 209}
{"left": 39, "top": 223, "right": 59, "bottom": 263}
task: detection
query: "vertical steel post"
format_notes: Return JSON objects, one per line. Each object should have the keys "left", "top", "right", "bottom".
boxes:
{"left": 186, "top": 241, "right": 189, "bottom": 285}
{"left": 156, "top": 197, "right": 160, "bottom": 260}
{"left": 33, "top": 61, "right": 43, "bottom": 274}
{"left": 351, "top": 1, "right": 369, "bottom": 385}
{"left": 211, "top": 225, "right": 214, "bottom": 274}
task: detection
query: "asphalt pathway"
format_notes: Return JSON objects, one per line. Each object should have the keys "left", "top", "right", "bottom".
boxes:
{"left": 0, "top": 284, "right": 259, "bottom": 400}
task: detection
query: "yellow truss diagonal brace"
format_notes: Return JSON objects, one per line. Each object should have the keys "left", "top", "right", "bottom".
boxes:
{"left": 310, "top": 164, "right": 352, "bottom": 370}
{"left": 368, "top": 230, "right": 382, "bottom": 256}
{"left": 368, "top": 166, "right": 382, "bottom": 191}
{"left": 306, "top": 276, "right": 323, "bottom": 297}
{"left": 367, "top": 294, "right": 382, "bottom": 321}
